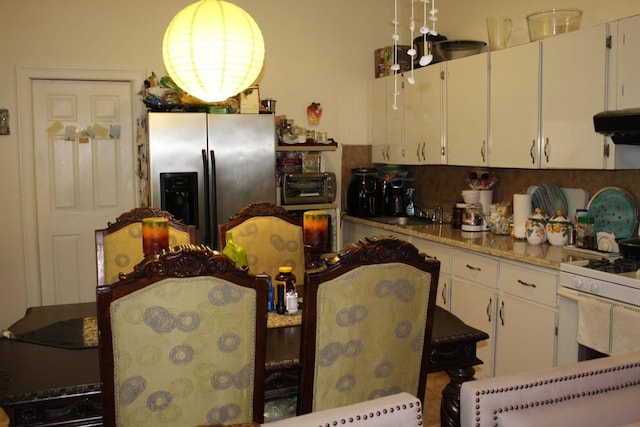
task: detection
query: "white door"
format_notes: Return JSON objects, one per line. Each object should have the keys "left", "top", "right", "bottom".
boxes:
{"left": 32, "top": 79, "right": 136, "bottom": 304}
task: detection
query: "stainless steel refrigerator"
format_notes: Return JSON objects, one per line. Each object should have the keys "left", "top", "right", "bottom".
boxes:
{"left": 147, "top": 112, "right": 276, "bottom": 248}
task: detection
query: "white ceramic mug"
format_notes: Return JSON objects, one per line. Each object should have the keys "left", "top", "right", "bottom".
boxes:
{"left": 487, "top": 16, "right": 513, "bottom": 51}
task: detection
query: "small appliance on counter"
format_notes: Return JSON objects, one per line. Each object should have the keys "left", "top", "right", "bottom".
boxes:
{"left": 347, "top": 168, "right": 382, "bottom": 217}
{"left": 461, "top": 203, "right": 489, "bottom": 232}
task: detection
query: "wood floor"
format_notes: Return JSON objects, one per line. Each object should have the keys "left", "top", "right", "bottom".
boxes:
{"left": 424, "top": 372, "right": 450, "bottom": 427}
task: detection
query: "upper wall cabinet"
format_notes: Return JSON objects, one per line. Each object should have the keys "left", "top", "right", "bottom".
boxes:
{"left": 371, "top": 74, "right": 404, "bottom": 164}
{"left": 371, "top": 76, "right": 388, "bottom": 164}
{"left": 408, "top": 64, "right": 445, "bottom": 165}
{"left": 489, "top": 42, "right": 541, "bottom": 168}
{"left": 371, "top": 65, "right": 444, "bottom": 165}
{"left": 445, "top": 53, "right": 489, "bottom": 167}
{"left": 540, "top": 24, "right": 608, "bottom": 169}
{"left": 605, "top": 14, "right": 640, "bottom": 170}
{"left": 490, "top": 25, "right": 609, "bottom": 169}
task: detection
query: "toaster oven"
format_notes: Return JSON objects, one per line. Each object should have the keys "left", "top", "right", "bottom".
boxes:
{"left": 282, "top": 172, "right": 336, "bottom": 205}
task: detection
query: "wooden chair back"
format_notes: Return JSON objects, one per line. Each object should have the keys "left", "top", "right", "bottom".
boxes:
{"left": 218, "top": 202, "right": 304, "bottom": 281}
{"left": 298, "top": 236, "right": 440, "bottom": 414}
{"left": 96, "top": 245, "right": 268, "bottom": 426}
{"left": 95, "top": 207, "right": 196, "bottom": 286}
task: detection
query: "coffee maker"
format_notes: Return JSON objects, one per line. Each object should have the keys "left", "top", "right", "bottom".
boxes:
{"left": 347, "top": 168, "right": 382, "bottom": 216}
{"left": 461, "top": 203, "right": 489, "bottom": 231}
{"left": 382, "top": 178, "right": 407, "bottom": 216}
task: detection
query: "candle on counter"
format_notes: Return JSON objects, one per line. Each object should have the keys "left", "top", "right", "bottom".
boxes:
{"left": 141, "top": 217, "right": 170, "bottom": 255}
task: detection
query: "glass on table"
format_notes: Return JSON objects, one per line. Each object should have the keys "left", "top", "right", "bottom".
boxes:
{"left": 303, "top": 210, "right": 329, "bottom": 269}
{"left": 141, "top": 217, "right": 170, "bottom": 255}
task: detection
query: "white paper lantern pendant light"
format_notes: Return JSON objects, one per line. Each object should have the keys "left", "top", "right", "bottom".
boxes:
{"left": 162, "top": 0, "right": 265, "bottom": 103}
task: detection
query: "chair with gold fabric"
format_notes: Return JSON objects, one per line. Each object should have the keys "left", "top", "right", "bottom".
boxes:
{"left": 95, "top": 207, "right": 196, "bottom": 286}
{"left": 96, "top": 245, "right": 268, "bottom": 426}
{"left": 298, "top": 235, "right": 440, "bottom": 415}
{"left": 218, "top": 202, "right": 304, "bottom": 283}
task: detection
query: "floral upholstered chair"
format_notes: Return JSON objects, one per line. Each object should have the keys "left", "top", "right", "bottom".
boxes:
{"left": 96, "top": 245, "right": 268, "bottom": 426}
{"left": 95, "top": 207, "right": 196, "bottom": 286}
{"left": 298, "top": 236, "right": 440, "bottom": 414}
{"left": 218, "top": 202, "right": 304, "bottom": 282}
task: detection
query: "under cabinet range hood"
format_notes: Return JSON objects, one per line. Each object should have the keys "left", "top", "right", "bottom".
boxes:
{"left": 593, "top": 108, "right": 640, "bottom": 144}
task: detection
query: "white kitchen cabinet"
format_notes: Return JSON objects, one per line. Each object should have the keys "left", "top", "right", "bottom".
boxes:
{"left": 604, "top": 14, "right": 640, "bottom": 170}
{"left": 613, "top": 14, "right": 640, "bottom": 109}
{"left": 408, "top": 64, "right": 444, "bottom": 165}
{"left": 370, "top": 74, "right": 404, "bottom": 164}
{"left": 450, "top": 249, "right": 498, "bottom": 378}
{"left": 494, "top": 261, "right": 558, "bottom": 376}
{"left": 450, "top": 249, "right": 559, "bottom": 378}
{"left": 489, "top": 42, "right": 541, "bottom": 168}
{"left": 371, "top": 76, "right": 390, "bottom": 163}
{"left": 445, "top": 52, "right": 489, "bottom": 167}
{"left": 410, "top": 238, "right": 451, "bottom": 310}
{"left": 371, "top": 66, "right": 444, "bottom": 165}
{"left": 490, "top": 25, "right": 608, "bottom": 170}
{"left": 540, "top": 24, "right": 608, "bottom": 169}
{"left": 451, "top": 278, "right": 496, "bottom": 379}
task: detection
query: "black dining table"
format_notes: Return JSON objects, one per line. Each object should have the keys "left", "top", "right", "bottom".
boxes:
{"left": 0, "top": 303, "right": 488, "bottom": 427}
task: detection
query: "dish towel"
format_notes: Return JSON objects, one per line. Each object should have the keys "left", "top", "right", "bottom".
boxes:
{"left": 611, "top": 303, "right": 640, "bottom": 355}
{"left": 577, "top": 295, "right": 612, "bottom": 355}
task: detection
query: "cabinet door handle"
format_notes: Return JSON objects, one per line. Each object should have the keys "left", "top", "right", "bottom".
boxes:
{"left": 421, "top": 142, "right": 426, "bottom": 161}
{"left": 385, "top": 144, "right": 390, "bottom": 160}
{"left": 416, "top": 144, "right": 421, "bottom": 161}
{"left": 466, "top": 264, "right": 482, "bottom": 271}
{"left": 486, "top": 297, "right": 492, "bottom": 322}
{"left": 480, "top": 140, "right": 486, "bottom": 162}
{"left": 440, "top": 146, "right": 445, "bottom": 156}
{"left": 544, "top": 137, "right": 550, "bottom": 163}
{"left": 517, "top": 279, "right": 537, "bottom": 288}
{"left": 530, "top": 139, "right": 536, "bottom": 164}
{"left": 499, "top": 300, "right": 505, "bottom": 326}
{"left": 441, "top": 281, "right": 447, "bottom": 305}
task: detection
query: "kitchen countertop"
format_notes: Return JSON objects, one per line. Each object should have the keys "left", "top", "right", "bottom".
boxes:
{"left": 343, "top": 215, "right": 589, "bottom": 270}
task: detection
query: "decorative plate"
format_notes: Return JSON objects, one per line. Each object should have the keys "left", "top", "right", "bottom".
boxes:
{"left": 531, "top": 183, "right": 569, "bottom": 218}
{"left": 587, "top": 186, "right": 638, "bottom": 239}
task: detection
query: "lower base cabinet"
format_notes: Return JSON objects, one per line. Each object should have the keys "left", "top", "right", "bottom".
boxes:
{"left": 494, "top": 294, "right": 556, "bottom": 376}
{"left": 450, "top": 278, "right": 496, "bottom": 379}
{"left": 341, "top": 218, "right": 559, "bottom": 378}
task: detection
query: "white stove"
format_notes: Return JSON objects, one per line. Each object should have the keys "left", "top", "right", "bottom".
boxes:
{"left": 560, "top": 257, "right": 640, "bottom": 307}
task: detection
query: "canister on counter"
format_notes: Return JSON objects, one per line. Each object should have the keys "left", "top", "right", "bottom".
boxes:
{"left": 575, "top": 210, "right": 595, "bottom": 250}
{"left": 452, "top": 203, "right": 465, "bottom": 229}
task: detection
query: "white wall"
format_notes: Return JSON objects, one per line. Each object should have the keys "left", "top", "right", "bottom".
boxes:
{"left": 0, "top": 0, "right": 639, "bottom": 327}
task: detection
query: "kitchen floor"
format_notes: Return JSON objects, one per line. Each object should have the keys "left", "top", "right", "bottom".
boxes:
{"left": 424, "top": 372, "right": 449, "bottom": 427}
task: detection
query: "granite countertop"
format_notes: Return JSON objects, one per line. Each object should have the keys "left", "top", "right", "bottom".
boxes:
{"left": 343, "top": 215, "right": 589, "bottom": 270}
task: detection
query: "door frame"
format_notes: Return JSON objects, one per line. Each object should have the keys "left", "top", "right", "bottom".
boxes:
{"left": 17, "top": 66, "right": 145, "bottom": 307}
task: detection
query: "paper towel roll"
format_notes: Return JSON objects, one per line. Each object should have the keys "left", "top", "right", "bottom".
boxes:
{"left": 513, "top": 193, "right": 532, "bottom": 239}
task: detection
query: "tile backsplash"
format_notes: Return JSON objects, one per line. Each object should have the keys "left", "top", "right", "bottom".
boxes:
{"left": 341, "top": 144, "right": 640, "bottom": 220}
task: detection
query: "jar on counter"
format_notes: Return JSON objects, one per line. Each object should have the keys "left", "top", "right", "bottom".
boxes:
{"left": 576, "top": 213, "right": 596, "bottom": 250}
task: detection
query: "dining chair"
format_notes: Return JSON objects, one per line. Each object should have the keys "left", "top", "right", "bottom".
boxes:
{"left": 298, "top": 235, "right": 441, "bottom": 414}
{"left": 95, "top": 206, "right": 196, "bottom": 286}
{"left": 96, "top": 245, "right": 268, "bottom": 426}
{"left": 218, "top": 202, "right": 304, "bottom": 282}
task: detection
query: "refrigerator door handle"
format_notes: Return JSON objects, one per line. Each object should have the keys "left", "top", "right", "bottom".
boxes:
{"left": 209, "top": 149, "right": 218, "bottom": 248}
{"left": 202, "top": 149, "right": 212, "bottom": 247}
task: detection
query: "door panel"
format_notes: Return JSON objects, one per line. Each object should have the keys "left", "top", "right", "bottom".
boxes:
{"left": 33, "top": 80, "right": 135, "bottom": 304}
